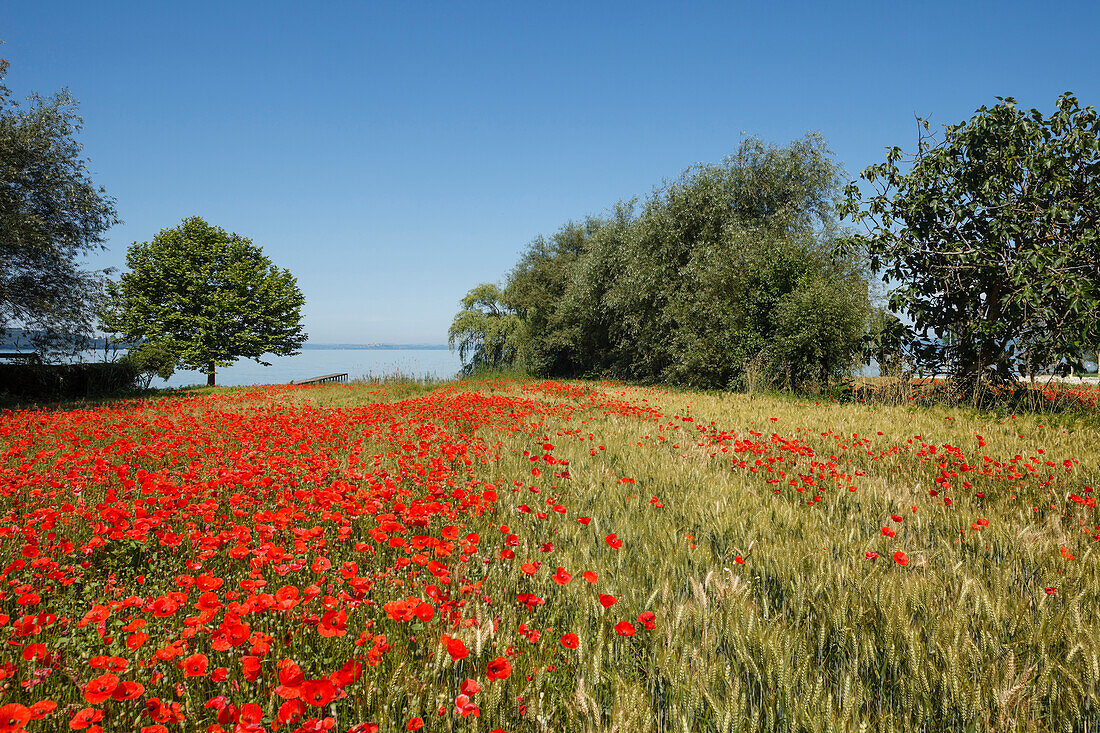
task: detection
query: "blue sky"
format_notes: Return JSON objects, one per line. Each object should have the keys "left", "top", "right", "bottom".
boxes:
{"left": 2, "top": 1, "right": 1097, "bottom": 344}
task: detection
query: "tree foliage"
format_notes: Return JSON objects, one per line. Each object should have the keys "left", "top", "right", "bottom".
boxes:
{"left": 448, "top": 283, "right": 524, "bottom": 375}
{"left": 102, "top": 217, "right": 306, "bottom": 385}
{"left": 0, "top": 58, "right": 119, "bottom": 356}
{"left": 453, "top": 135, "right": 872, "bottom": 390}
{"left": 841, "top": 93, "right": 1100, "bottom": 388}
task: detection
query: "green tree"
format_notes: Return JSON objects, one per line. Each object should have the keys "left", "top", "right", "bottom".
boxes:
{"left": 0, "top": 58, "right": 119, "bottom": 356}
{"left": 448, "top": 283, "right": 524, "bottom": 375}
{"left": 841, "top": 93, "right": 1100, "bottom": 390}
{"left": 102, "top": 217, "right": 306, "bottom": 386}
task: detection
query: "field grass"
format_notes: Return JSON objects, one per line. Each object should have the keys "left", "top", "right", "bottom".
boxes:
{"left": 0, "top": 377, "right": 1097, "bottom": 732}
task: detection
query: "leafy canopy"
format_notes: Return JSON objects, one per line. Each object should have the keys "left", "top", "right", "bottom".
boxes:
{"left": 841, "top": 93, "right": 1100, "bottom": 387}
{"left": 102, "top": 217, "right": 306, "bottom": 385}
{"left": 0, "top": 58, "right": 119, "bottom": 356}
{"left": 455, "top": 135, "right": 871, "bottom": 390}
{"left": 447, "top": 283, "right": 524, "bottom": 376}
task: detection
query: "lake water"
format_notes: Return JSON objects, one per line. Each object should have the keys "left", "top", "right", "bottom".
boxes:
{"left": 88, "top": 348, "right": 464, "bottom": 388}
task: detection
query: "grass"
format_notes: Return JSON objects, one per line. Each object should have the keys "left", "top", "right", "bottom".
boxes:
{"left": 0, "top": 377, "right": 1097, "bottom": 731}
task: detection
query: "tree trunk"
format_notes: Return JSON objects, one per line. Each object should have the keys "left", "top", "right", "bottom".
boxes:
{"left": 207, "top": 363, "right": 215, "bottom": 387}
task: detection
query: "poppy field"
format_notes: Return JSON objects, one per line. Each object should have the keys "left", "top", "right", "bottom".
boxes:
{"left": 0, "top": 377, "right": 1098, "bottom": 732}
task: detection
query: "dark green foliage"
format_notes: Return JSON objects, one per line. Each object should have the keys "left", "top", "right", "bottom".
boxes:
{"left": 842, "top": 93, "right": 1100, "bottom": 390}
{"left": 120, "top": 341, "right": 177, "bottom": 388}
{"left": 102, "top": 217, "right": 306, "bottom": 386}
{"left": 447, "top": 283, "right": 524, "bottom": 375}
{"left": 0, "top": 59, "right": 120, "bottom": 358}
{"left": 453, "top": 135, "right": 872, "bottom": 390}
{"left": 0, "top": 361, "right": 138, "bottom": 399}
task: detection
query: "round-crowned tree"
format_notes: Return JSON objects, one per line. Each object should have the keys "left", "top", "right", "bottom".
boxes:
{"left": 102, "top": 217, "right": 306, "bottom": 385}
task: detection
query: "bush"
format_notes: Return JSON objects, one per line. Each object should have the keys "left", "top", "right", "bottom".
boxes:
{"left": 0, "top": 361, "right": 139, "bottom": 400}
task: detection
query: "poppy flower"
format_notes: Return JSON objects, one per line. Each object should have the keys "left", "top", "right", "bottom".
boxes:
{"left": 179, "top": 654, "right": 209, "bottom": 677}
{"left": 318, "top": 609, "right": 348, "bottom": 637}
{"left": 442, "top": 635, "right": 469, "bottom": 660}
{"left": 615, "top": 621, "right": 636, "bottom": 636}
{"left": 578, "top": 517, "right": 592, "bottom": 525}
{"left": 1044, "top": 587, "right": 1057, "bottom": 595}
{"left": 552, "top": 567, "right": 572, "bottom": 585}
{"left": 582, "top": 571, "right": 598, "bottom": 583}
{"left": 460, "top": 678, "right": 481, "bottom": 696}
{"left": 111, "top": 681, "right": 145, "bottom": 701}
{"left": 605, "top": 533, "right": 623, "bottom": 549}
{"left": 241, "top": 656, "right": 262, "bottom": 681}
{"left": 300, "top": 679, "right": 337, "bottom": 707}
{"left": 486, "top": 656, "right": 511, "bottom": 680}
{"left": 561, "top": 633, "right": 579, "bottom": 649}
{"left": 637, "top": 612, "right": 656, "bottom": 630}
{"left": 83, "top": 673, "right": 119, "bottom": 704}
{"left": 67, "top": 707, "right": 103, "bottom": 730}
{"left": 893, "top": 551, "right": 909, "bottom": 566}
{"left": 881, "top": 527, "right": 895, "bottom": 538}
{"left": 0, "top": 704, "right": 30, "bottom": 732}
{"left": 28, "top": 701, "right": 55, "bottom": 720}
{"left": 865, "top": 551, "right": 879, "bottom": 560}
{"left": 598, "top": 594, "right": 617, "bottom": 609}
{"left": 277, "top": 700, "right": 305, "bottom": 726}
{"left": 239, "top": 703, "right": 263, "bottom": 726}
{"left": 407, "top": 718, "right": 424, "bottom": 731}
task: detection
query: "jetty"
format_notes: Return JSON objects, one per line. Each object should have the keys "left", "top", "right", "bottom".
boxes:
{"left": 291, "top": 373, "right": 349, "bottom": 385}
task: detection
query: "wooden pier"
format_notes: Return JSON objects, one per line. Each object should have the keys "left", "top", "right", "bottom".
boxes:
{"left": 291, "top": 373, "right": 349, "bottom": 385}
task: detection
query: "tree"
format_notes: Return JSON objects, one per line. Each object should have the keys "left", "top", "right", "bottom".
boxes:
{"left": 448, "top": 283, "right": 524, "bottom": 375}
{"left": 102, "top": 217, "right": 307, "bottom": 386}
{"left": 0, "top": 58, "right": 119, "bottom": 356}
{"left": 841, "top": 94, "right": 1100, "bottom": 391}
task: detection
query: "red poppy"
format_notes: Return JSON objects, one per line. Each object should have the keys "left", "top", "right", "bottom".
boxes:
{"left": 300, "top": 679, "right": 337, "bottom": 707}
{"left": 277, "top": 700, "right": 305, "bottom": 726}
{"left": 637, "top": 611, "right": 656, "bottom": 630}
{"left": 407, "top": 718, "right": 424, "bottom": 731}
{"left": 598, "top": 594, "right": 617, "bottom": 609}
{"left": 605, "top": 533, "right": 623, "bottom": 549}
{"left": 179, "top": 653, "right": 209, "bottom": 677}
{"left": 561, "top": 633, "right": 579, "bottom": 649}
{"left": 881, "top": 527, "right": 895, "bottom": 538}
{"left": 443, "top": 635, "right": 469, "bottom": 660}
{"left": 582, "top": 571, "right": 598, "bottom": 583}
{"left": 68, "top": 707, "right": 103, "bottom": 730}
{"left": 0, "top": 704, "right": 30, "bottom": 732}
{"left": 241, "top": 656, "right": 262, "bottom": 681}
{"left": 149, "top": 597, "right": 178, "bottom": 617}
{"left": 83, "top": 673, "right": 118, "bottom": 704}
{"left": 865, "top": 551, "right": 879, "bottom": 560}
{"left": 615, "top": 621, "right": 636, "bottom": 636}
{"left": 486, "top": 656, "right": 511, "bottom": 680}
{"left": 111, "top": 681, "right": 145, "bottom": 701}
{"left": 28, "top": 701, "right": 55, "bottom": 720}
{"left": 552, "top": 567, "right": 572, "bottom": 585}
{"left": 893, "top": 551, "right": 909, "bottom": 566}
{"left": 239, "top": 703, "right": 263, "bottom": 725}
{"left": 318, "top": 609, "right": 348, "bottom": 637}
{"left": 460, "top": 678, "right": 481, "bottom": 695}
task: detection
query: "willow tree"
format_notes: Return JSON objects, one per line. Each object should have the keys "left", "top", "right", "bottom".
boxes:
{"left": 448, "top": 283, "right": 524, "bottom": 375}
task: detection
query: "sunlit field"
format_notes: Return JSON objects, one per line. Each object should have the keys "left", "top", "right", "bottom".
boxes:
{"left": 1, "top": 378, "right": 1098, "bottom": 732}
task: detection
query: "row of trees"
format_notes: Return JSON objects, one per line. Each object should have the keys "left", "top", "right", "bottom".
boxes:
{"left": 451, "top": 135, "right": 872, "bottom": 390}
{"left": 452, "top": 94, "right": 1100, "bottom": 394}
{"left": 1, "top": 59, "right": 307, "bottom": 387}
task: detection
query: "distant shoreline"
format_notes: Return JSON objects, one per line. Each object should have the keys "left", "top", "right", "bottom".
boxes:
{"left": 300, "top": 344, "right": 449, "bottom": 350}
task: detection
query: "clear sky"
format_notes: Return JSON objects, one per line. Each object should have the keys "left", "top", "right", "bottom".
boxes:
{"left": 2, "top": 1, "right": 1097, "bottom": 344}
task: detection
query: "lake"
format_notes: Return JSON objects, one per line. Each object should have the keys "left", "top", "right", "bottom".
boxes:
{"left": 69, "top": 348, "right": 464, "bottom": 388}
